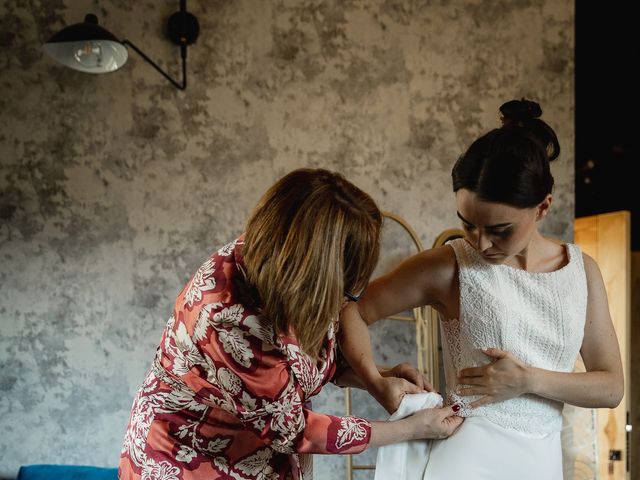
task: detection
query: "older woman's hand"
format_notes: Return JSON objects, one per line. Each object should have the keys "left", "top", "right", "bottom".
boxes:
{"left": 457, "top": 348, "right": 531, "bottom": 408}
{"left": 382, "top": 362, "right": 435, "bottom": 392}
{"left": 409, "top": 405, "right": 464, "bottom": 439}
{"left": 368, "top": 363, "right": 433, "bottom": 414}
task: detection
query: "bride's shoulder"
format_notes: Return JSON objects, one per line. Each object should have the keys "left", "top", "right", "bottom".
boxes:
{"left": 409, "top": 245, "right": 458, "bottom": 297}
{"left": 415, "top": 244, "right": 458, "bottom": 271}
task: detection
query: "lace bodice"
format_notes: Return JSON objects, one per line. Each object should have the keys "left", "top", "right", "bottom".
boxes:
{"left": 441, "top": 238, "right": 588, "bottom": 436}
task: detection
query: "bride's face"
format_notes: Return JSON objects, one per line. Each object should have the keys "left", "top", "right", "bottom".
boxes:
{"left": 455, "top": 189, "right": 540, "bottom": 263}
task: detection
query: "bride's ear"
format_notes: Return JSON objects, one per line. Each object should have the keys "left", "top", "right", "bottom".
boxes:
{"left": 536, "top": 194, "right": 553, "bottom": 221}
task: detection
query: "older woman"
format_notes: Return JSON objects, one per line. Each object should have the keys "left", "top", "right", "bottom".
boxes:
{"left": 118, "top": 168, "right": 462, "bottom": 480}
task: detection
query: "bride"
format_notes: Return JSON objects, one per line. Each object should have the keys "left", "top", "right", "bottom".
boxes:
{"left": 339, "top": 99, "right": 624, "bottom": 479}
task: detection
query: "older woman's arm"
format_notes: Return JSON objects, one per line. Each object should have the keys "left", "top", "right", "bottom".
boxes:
{"left": 339, "top": 247, "right": 458, "bottom": 412}
{"left": 225, "top": 358, "right": 461, "bottom": 455}
{"left": 298, "top": 402, "right": 461, "bottom": 453}
{"left": 332, "top": 349, "right": 433, "bottom": 392}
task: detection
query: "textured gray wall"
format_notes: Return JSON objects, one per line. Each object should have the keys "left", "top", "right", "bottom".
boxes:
{"left": 0, "top": 0, "right": 574, "bottom": 478}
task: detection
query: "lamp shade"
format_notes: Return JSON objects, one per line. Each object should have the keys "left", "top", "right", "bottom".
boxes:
{"left": 42, "top": 14, "right": 128, "bottom": 73}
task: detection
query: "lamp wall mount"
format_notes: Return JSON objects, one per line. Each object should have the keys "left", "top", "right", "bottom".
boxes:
{"left": 42, "top": 0, "right": 199, "bottom": 91}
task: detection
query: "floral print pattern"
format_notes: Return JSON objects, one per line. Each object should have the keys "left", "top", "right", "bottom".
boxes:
{"left": 119, "top": 237, "right": 371, "bottom": 480}
{"left": 183, "top": 259, "right": 218, "bottom": 310}
{"left": 335, "top": 417, "right": 371, "bottom": 450}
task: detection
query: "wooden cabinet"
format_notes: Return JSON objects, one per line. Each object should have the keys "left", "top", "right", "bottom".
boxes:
{"left": 575, "top": 211, "right": 631, "bottom": 480}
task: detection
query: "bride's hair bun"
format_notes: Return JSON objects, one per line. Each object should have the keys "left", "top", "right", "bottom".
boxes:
{"left": 497, "top": 98, "right": 559, "bottom": 161}
{"left": 499, "top": 98, "right": 542, "bottom": 123}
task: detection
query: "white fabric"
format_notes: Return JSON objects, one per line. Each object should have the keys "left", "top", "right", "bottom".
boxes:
{"left": 422, "top": 416, "right": 562, "bottom": 480}
{"left": 442, "top": 239, "right": 587, "bottom": 435}
{"left": 374, "top": 392, "right": 443, "bottom": 480}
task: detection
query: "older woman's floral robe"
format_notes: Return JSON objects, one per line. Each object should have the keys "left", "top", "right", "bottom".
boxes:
{"left": 118, "top": 238, "right": 371, "bottom": 480}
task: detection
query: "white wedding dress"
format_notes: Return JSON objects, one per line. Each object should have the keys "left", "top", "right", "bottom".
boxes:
{"left": 422, "top": 238, "right": 588, "bottom": 480}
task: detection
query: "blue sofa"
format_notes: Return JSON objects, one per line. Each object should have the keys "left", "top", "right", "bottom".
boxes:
{"left": 17, "top": 465, "right": 118, "bottom": 480}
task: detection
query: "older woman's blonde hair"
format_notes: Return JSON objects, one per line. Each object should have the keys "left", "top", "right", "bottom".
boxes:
{"left": 243, "top": 168, "right": 382, "bottom": 359}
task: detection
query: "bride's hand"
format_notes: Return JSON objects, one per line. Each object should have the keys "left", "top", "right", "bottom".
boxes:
{"left": 456, "top": 348, "right": 531, "bottom": 408}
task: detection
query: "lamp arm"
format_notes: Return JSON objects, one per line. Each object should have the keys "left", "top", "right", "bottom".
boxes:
{"left": 121, "top": 39, "right": 186, "bottom": 90}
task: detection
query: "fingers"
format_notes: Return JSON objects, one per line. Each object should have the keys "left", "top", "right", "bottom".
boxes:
{"left": 393, "top": 363, "right": 426, "bottom": 390}
{"left": 456, "top": 387, "right": 475, "bottom": 396}
{"left": 422, "top": 377, "right": 434, "bottom": 392}
{"left": 482, "top": 347, "right": 508, "bottom": 359}
{"left": 456, "top": 375, "right": 485, "bottom": 386}
{"left": 444, "top": 415, "right": 464, "bottom": 435}
{"left": 443, "top": 414, "right": 464, "bottom": 427}
{"left": 456, "top": 385, "right": 490, "bottom": 396}
{"left": 458, "top": 366, "right": 484, "bottom": 378}
{"left": 469, "top": 395, "right": 495, "bottom": 409}
{"left": 438, "top": 404, "right": 461, "bottom": 419}
{"left": 382, "top": 378, "right": 421, "bottom": 412}
{"left": 430, "top": 405, "right": 463, "bottom": 438}
{"left": 377, "top": 374, "right": 437, "bottom": 415}
{"left": 411, "top": 405, "right": 466, "bottom": 439}
{"left": 403, "top": 369, "right": 424, "bottom": 389}
{"left": 401, "top": 378, "right": 423, "bottom": 395}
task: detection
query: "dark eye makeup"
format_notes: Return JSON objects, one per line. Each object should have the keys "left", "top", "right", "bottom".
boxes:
{"left": 461, "top": 222, "right": 512, "bottom": 238}
{"left": 488, "top": 228, "right": 512, "bottom": 237}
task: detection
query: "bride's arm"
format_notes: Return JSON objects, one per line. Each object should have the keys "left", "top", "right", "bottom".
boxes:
{"left": 458, "top": 253, "right": 624, "bottom": 409}
{"left": 339, "top": 246, "right": 457, "bottom": 412}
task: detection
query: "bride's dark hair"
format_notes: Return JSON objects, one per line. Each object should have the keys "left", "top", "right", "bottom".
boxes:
{"left": 451, "top": 98, "right": 560, "bottom": 208}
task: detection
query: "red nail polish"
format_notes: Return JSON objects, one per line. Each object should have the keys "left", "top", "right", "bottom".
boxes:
{"left": 452, "top": 404, "right": 461, "bottom": 412}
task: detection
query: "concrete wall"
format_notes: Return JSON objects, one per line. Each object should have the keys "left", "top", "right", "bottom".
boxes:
{"left": 0, "top": 0, "right": 574, "bottom": 477}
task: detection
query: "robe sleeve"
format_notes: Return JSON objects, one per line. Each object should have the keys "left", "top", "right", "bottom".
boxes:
{"left": 228, "top": 359, "right": 372, "bottom": 455}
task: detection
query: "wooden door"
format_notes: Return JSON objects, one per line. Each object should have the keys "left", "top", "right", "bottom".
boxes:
{"left": 631, "top": 253, "right": 639, "bottom": 480}
{"left": 575, "top": 211, "right": 631, "bottom": 480}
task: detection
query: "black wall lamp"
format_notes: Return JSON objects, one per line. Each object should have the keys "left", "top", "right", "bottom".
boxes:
{"left": 42, "top": 0, "right": 199, "bottom": 90}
